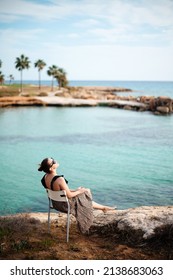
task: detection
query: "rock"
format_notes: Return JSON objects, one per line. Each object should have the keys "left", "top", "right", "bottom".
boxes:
{"left": 123, "top": 105, "right": 132, "bottom": 110}
{"left": 140, "top": 96, "right": 154, "bottom": 104}
{"left": 106, "top": 94, "right": 116, "bottom": 100}
{"left": 154, "top": 111, "right": 161, "bottom": 116}
{"left": 2, "top": 206, "right": 173, "bottom": 244}
{"left": 156, "top": 106, "right": 169, "bottom": 114}
{"left": 90, "top": 206, "right": 173, "bottom": 242}
{"left": 138, "top": 107, "right": 146, "bottom": 112}
{"left": 0, "top": 96, "right": 45, "bottom": 107}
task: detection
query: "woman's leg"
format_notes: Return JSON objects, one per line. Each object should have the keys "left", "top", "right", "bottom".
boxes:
{"left": 92, "top": 201, "right": 116, "bottom": 212}
{"left": 83, "top": 188, "right": 116, "bottom": 212}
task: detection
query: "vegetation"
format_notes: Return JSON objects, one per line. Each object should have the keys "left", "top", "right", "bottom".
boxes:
{"left": 0, "top": 56, "right": 68, "bottom": 93}
{"left": 0, "top": 59, "right": 4, "bottom": 86}
{"left": 15, "top": 54, "right": 31, "bottom": 92}
{"left": 0, "top": 72, "right": 4, "bottom": 86}
{"left": 55, "top": 67, "right": 68, "bottom": 88}
{"left": 0, "top": 84, "right": 49, "bottom": 98}
{"left": 8, "top": 74, "right": 14, "bottom": 85}
{"left": 47, "top": 65, "right": 68, "bottom": 91}
{"left": 47, "top": 65, "right": 59, "bottom": 91}
{"left": 34, "top": 59, "right": 46, "bottom": 90}
{"left": 0, "top": 214, "right": 172, "bottom": 260}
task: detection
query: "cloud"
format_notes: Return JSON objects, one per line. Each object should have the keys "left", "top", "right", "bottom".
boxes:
{"left": 75, "top": 18, "right": 100, "bottom": 28}
{"left": 1, "top": 1, "right": 173, "bottom": 44}
{"left": 0, "top": 0, "right": 76, "bottom": 22}
{"left": 1, "top": 0, "right": 173, "bottom": 80}
{"left": 1, "top": 0, "right": 173, "bottom": 26}
{"left": 67, "top": 33, "right": 79, "bottom": 39}
{"left": 0, "top": 28, "right": 44, "bottom": 49}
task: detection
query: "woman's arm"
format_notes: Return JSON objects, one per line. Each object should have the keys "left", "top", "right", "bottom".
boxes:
{"left": 54, "top": 177, "right": 87, "bottom": 198}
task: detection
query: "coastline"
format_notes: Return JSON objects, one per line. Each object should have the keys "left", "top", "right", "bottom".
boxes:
{"left": 2, "top": 205, "right": 172, "bottom": 240}
{"left": 0, "top": 85, "right": 172, "bottom": 115}
{"left": 0, "top": 206, "right": 172, "bottom": 260}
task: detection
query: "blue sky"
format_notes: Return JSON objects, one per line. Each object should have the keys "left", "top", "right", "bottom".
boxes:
{"left": 0, "top": 0, "right": 173, "bottom": 81}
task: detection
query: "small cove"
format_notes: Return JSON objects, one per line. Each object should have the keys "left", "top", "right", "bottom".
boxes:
{"left": 0, "top": 106, "right": 173, "bottom": 215}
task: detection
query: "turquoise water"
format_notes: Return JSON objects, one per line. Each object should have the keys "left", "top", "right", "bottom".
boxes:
{"left": 0, "top": 104, "right": 173, "bottom": 215}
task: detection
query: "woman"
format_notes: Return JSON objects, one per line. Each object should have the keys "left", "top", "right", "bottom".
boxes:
{"left": 38, "top": 157, "right": 116, "bottom": 233}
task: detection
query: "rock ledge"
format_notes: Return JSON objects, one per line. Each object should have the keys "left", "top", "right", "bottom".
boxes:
{"left": 2, "top": 206, "right": 172, "bottom": 243}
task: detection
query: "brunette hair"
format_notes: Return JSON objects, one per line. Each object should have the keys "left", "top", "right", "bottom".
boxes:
{"left": 38, "top": 158, "right": 51, "bottom": 173}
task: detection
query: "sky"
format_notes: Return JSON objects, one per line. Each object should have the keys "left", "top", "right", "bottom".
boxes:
{"left": 0, "top": 0, "right": 173, "bottom": 81}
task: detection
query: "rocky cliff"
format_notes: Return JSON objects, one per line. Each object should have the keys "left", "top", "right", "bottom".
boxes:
{"left": 26, "top": 205, "right": 173, "bottom": 244}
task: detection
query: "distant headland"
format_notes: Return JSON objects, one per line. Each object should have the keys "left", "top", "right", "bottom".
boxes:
{"left": 0, "top": 85, "right": 173, "bottom": 115}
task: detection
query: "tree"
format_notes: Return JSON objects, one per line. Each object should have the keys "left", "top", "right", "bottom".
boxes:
{"left": 15, "top": 54, "right": 30, "bottom": 92}
{"left": 54, "top": 67, "right": 68, "bottom": 88}
{"left": 34, "top": 59, "right": 46, "bottom": 90}
{"left": 0, "top": 71, "right": 5, "bottom": 85}
{"left": 47, "top": 65, "right": 59, "bottom": 91}
{"left": 8, "top": 74, "right": 14, "bottom": 85}
{"left": 0, "top": 60, "right": 4, "bottom": 86}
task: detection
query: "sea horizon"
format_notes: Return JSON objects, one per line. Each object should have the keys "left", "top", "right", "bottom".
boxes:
{"left": 6, "top": 79, "right": 173, "bottom": 85}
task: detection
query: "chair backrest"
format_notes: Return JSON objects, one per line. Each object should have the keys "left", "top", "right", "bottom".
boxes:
{"left": 47, "top": 189, "right": 68, "bottom": 203}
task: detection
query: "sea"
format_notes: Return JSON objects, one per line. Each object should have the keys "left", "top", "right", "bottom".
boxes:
{"left": 0, "top": 80, "right": 173, "bottom": 215}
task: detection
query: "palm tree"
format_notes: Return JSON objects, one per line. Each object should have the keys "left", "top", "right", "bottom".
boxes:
{"left": 47, "top": 65, "right": 59, "bottom": 91}
{"left": 15, "top": 54, "right": 30, "bottom": 92}
{"left": 55, "top": 67, "right": 68, "bottom": 88}
{"left": 0, "top": 71, "right": 5, "bottom": 86}
{"left": 8, "top": 74, "right": 14, "bottom": 85}
{"left": 34, "top": 59, "right": 46, "bottom": 90}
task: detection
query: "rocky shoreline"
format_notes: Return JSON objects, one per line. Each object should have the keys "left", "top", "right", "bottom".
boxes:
{"left": 2, "top": 205, "right": 172, "bottom": 243}
{"left": 1, "top": 206, "right": 172, "bottom": 259}
{"left": 0, "top": 86, "right": 172, "bottom": 115}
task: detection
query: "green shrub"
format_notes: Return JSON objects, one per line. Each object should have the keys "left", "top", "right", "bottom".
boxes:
{"left": 38, "top": 92, "right": 48, "bottom": 96}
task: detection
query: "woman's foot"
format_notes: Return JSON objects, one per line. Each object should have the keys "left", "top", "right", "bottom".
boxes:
{"left": 102, "top": 206, "right": 117, "bottom": 213}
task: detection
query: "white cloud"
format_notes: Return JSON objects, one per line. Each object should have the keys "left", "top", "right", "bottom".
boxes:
{"left": 75, "top": 18, "right": 100, "bottom": 28}
{"left": 0, "top": 28, "right": 44, "bottom": 45}
{"left": 1, "top": 0, "right": 173, "bottom": 26}
{"left": 89, "top": 25, "right": 173, "bottom": 46}
{"left": 1, "top": 0, "right": 173, "bottom": 80}
{"left": 0, "top": 0, "right": 77, "bottom": 22}
{"left": 67, "top": 33, "right": 79, "bottom": 39}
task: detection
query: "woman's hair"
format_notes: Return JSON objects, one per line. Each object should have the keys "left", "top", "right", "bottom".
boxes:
{"left": 38, "top": 158, "right": 51, "bottom": 173}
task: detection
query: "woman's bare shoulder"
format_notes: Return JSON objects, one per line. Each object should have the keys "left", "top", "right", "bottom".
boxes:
{"left": 55, "top": 176, "right": 66, "bottom": 185}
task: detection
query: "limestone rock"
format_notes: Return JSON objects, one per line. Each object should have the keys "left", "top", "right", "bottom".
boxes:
{"left": 90, "top": 206, "right": 173, "bottom": 241}
{"left": 156, "top": 106, "right": 169, "bottom": 114}
{"left": 2, "top": 206, "right": 173, "bottom": 244}
{"left": 123, "top": 105, "right": 132, "bottom": 110}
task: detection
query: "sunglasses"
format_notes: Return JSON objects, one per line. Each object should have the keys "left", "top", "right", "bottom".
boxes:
{"left": 50, "top": 158, "right": 56, "bottom": 167}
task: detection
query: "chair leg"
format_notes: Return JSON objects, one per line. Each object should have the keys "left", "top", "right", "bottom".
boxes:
{"left": 48, "top": 212, "right": 51, "bottom": 233}
{"left": 66, "top": 208, "right": 70, "bottom": 242}
{"left": 48, "top": 200, "right": 51, "bottom": 233}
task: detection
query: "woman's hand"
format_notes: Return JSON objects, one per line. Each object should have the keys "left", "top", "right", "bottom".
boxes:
{"left": 78, "top": 187, "right": 87, "bottom": 193}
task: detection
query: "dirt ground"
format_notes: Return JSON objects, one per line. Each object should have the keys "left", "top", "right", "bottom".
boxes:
{"left": 0, "top": 215, "right": 172, "bottom": 260}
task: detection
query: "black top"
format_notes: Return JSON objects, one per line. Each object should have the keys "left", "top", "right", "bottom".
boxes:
{"left": 41, "top": 175, "right": 68, "bottom": 190}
